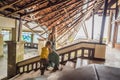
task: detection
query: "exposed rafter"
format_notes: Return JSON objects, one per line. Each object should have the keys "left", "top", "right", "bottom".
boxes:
{"left": 7, "top": 0, "right": 46, "bottom": 16}
{"left": 0, "top": 0, "right": 21, "bottom": 11}
{"left": 21, "top": 0, "right": 69, "bottom": 17}
{"left": 0, "top": 0, "right": 110, "bottom": 44}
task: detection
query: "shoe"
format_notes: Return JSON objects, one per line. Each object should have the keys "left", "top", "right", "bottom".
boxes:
{"left": 51, "top": 67, "right": 59, "bottom": 72}
{"left": 46, "top": 68, "right": 49, "bottom": 71}
{"left": 41, "top": 70, "right": 44, "bottom": 75}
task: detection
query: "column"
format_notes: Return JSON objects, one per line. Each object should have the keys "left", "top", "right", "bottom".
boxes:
{"left": 7, "top": 41, "right": 24, "bottom": 78}
{"left": 55, "top": 27, "right": 58, "bottom": 49}
{"left": 38, "top": 39, "right": 46, "bottom": 55}
{"left": 0, "top": 34, "right": 3, "bottom": 57}
{"left": 99, "top": 0, "right": 108, "bottom": 43}
{"left": 0, "top": 26, "right": 3, "bottom": 57}
{"left": 107, "top": 11, "right": 113, "bottom": 44}
{"left": 9, "top": 30, "right": 12, "bottom": 41}
{"left": 113, "top": 0, "right": 119, "bottom": 47}
{"left": 7, "top": 18, "right": 24, "bottom": 79}
{"left": 31, "top": 33, "right": 34, "bottom": 43}
{"left": 91, "top": 9, "right": 94, "bottom": 40}
{"left": 18, "top": 18, "right": 22, "bottom": 41}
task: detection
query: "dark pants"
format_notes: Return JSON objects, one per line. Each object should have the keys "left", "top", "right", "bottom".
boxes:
{"left": 40, "top": 59, "right": 49, "bottom": 75}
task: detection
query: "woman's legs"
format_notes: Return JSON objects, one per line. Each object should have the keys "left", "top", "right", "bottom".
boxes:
{"left": 49, "top": 52, "right": 59, "bottom": 72}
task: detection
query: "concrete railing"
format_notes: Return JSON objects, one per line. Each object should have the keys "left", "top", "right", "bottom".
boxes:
{"left": 16, "top": 42, "right": 106, "bottom": 74}
{"left": 24, "top": 43, "right": 38, "bottom": 49}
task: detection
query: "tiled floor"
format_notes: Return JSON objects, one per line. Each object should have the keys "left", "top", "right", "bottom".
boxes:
{"left": 0, "top": 46, "right": 120, "bottom": 79}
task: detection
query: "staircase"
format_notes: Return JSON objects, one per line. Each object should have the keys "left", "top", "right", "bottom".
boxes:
{"left": 9, "top": 61, "right": 75, "bottom": 80}
{"left": 9, "top": 57, "right": 104, "bottom": 80}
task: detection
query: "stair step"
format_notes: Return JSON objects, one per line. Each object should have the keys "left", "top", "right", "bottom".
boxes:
{"left": 10, "top": 62, "right": 75, "bottom": 80}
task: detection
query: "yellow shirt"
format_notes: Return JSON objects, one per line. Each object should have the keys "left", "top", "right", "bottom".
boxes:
{"left": 40, "top": 47, "right": 49, "bottom": 59}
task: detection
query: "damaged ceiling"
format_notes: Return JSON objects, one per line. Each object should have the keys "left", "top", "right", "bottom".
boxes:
{"left": 0, "top": 0, "right": 118, "bottom": 42}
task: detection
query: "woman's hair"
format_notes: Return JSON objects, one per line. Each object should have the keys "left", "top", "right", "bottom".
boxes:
{"left": 45, "top": 41, "right": 51, "bottom": 47}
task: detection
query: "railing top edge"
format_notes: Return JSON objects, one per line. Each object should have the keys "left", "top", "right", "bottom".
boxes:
{"left": 56, "top": 41, "right": 106, "bottom": 51}
{"left": 58, "top": 47, "right": 95, "bottom": 55}
{"left": 17, "top": 56, "right": 40, "bottom": 66}
{"left": 24, "top": 42, "right": 38, "bottom": 44}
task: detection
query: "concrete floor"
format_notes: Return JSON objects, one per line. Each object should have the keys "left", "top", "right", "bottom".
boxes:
{"left": 105, "top": 47, "right": 120, "bottom": 68}
{"left": 0, "top": 47, "right": 39, "bottom": 79}
{"left": 0, "top": 46, "right": 120, "bottom": 79}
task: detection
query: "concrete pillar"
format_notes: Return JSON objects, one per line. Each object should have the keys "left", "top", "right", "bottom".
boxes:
{"left": 0, "top": 25, "right": 3, "bottom": 57}
{"left": 99, "top": 0, "right": 108, "bottom": 43}
{"left": 91, "top": 9, "right": 94, "bottom": 40}
{"left": 6, "top": 41, "right": 24, "bottom": 78}
{"left": 0, "top": 34, "right": 3, "bottom": 57}
{"left": 107, "top": 11, "right": 113, "bottom": 44}
{"left": 112, "top": 0, "right": 119, "bottom": 48}
{"left": 0, "top": 26, "right": 2, "bottom": 34}
{"left": 12, "top": 28, "right": 18, "bottom": 41}
{"left": 55, "top": 27, "right": 58, "bottom": 49}
{"left": 7, "top": 19, "right": 24, "bottom": 78}
{"left": 9, "top": 30, "right": 12, "bottom": 41}
{"left": 18, "top": 18, "right": 22, "bottom": 41}
{"left": 38, "top": 39, "right": 46, "bottom": 55}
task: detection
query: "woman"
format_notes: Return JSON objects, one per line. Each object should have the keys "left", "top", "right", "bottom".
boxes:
{"left": 48, "top": 49, "right": 59, "bottom": 72}
{"left": 48, "top": 32, "right": 59, "bottom": 72}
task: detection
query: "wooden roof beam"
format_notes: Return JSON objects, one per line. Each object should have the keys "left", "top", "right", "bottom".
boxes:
{"left": 57, "top": 11, "right": 88, "bottom": 40}
{"left": 39, "top": 1, "right": 82, "bottom": 26}
{"left": 57, "top": 16, "right": 82, "bottom": 35}
{"left": 21, "top": 0, "right": 71, "bottom": 17}
{"left": 33, "top": 0, "right": 94, "bottom": 35}
{"left": 7, "top": 0, "right": 46, "bottom": 16}
{"left": 57, "top": 5, "right": 94, "bottom": 36}
{"left": 57, "top": 14, "right": 85, "bottom": 41}
{"left": 0, "top": 0, "right": 21, "bottom": 11}
{"left": 46, "top": 1, "right": 93, "bottom": 30}
{"left": 35, "top": 0, "right": 82, "bottom": 21}
{"left": 23, "top": 22, "right": 45, "bottom": 39}
{"left": 49, "top": 1, "right": 94, "bottom": 31}
{"left": 57, "top": 0, "right": 102, "bottom": 40}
